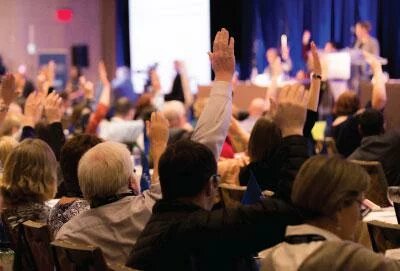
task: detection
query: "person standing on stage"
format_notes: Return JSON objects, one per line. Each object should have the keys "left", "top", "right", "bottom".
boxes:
{"left": 354, "top": 21, "right": 380, "bottom": 56}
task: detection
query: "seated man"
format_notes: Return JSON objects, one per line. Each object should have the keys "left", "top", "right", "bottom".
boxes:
{"left": 348, "top": 109, "right": 400, "bottom": 186}
{"left": 98, "top": 97, "right": 144, "bottom": 144}
{"left": 239, "top": 98, "right": 266, "bottom": 133}
{"left": 55, "top": 140, "right": 163, "bottom": 264}
{"left": 126, "top": 29, "right": 304, "bottom": 271}
{"left": 162, "top": 100, "right": 193, "bottom": 143}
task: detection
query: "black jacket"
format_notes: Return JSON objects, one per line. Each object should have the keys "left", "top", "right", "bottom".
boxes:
{"left": 126, "top": 198, "right": 301, "bottom": 271}
{"left": 239, "top": 135, "right": 309, "bottom": 201}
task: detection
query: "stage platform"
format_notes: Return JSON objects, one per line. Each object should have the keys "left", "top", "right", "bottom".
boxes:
{"left": 197, "top": 80, "right": 400, "bottom": 130}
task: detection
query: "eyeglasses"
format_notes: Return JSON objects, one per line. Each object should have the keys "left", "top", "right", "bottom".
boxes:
{"left": 355, "top": 198, "right": 371, "bottom": 218}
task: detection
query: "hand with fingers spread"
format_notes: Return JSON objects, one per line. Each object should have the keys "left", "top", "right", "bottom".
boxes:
{"left": 23, "top": 91, "right": 45, "bottom": 127}
{"left": 44, "top": 92, "right": 63, "bottom": 124}
{"left": 208, "top": 28, "right": 235, "bottom": 82}
{"left": 274, "top": 84, "right": 310, "bottom": 137}
{"left": 0, "top": 73, "right": 17, "bottom": 105}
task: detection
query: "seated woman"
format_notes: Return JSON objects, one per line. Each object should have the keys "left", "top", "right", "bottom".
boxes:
{"left": 48, "top": 134, "right": 102, "bottom": 236}
{"left": 239, "top": 117, "right": 282, "bottom": 191}
{"left": 1, "top": 139, "right": 58, "bottom": 246}
{"left": 331, "top": 52, "right": 387, "bottom": 157}
{"left": 260, "top": 155, "right": 400, "bottom": 270}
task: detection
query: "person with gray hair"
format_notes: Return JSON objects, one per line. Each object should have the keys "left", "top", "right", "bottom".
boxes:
{"left": 260, "top": 155, "right": 400, "bottom": 270}
{"left": 55, "top": 129, "right": 164, "bottom": 264}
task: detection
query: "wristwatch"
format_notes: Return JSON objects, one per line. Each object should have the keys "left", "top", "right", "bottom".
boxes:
{"left": 310, "top": 72, "right": 322, "bottom": 80}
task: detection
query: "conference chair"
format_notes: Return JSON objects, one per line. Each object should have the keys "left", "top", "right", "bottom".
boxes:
{"left": 22, "top": 220, "right": 55, "bottom": 271}
{"left": 51, "top": 240, "right": 137, "bottom": 271}
{"left": 350, "top": 160, "right": 391, "bottom": 207}
{"left": 367, "top": 220, "right": 400, "bottom": 253}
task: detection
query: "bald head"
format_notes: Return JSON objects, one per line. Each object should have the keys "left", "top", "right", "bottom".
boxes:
{"left": 248, "top": 98, "right": 266, "bottom": 117}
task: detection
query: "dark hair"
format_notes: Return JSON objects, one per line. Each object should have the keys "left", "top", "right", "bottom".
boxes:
{"left": 334, "top": 91, "right": 360, "bottom": 116}
{"left": 115, "top": 97, "right": 134, "bottom": 116}
{"left": 359, "top": 109, "right": 384, "bottom": 137}
{"left": 158, "top": 140, "right": 217, "bottom": 200}
{"left": 248, "top": 117, "right": 282, "bottom": 162}
{"left": 58, "top": 134, "right": 103, "bottom": 197}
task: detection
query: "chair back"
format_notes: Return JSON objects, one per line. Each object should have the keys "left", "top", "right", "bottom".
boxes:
{"left": 367, "top": 220, "right": 400, "bottom": 253}
{"left": 218, "top": 183, "right": 246, "bottom": 208}
{"left": 22, "top": 220, "right": 55, "bottom": 271}
{"left": 350, "top": 160, "right": 391, "bottom": 207}
{"left": 51, "top": 240, "right": 109, "bottom": 271}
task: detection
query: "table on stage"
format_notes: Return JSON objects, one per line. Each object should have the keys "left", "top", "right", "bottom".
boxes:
{"left": 197, "top": 80, "right": 400, "bottom": 130}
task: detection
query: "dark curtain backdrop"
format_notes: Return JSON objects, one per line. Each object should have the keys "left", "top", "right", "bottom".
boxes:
{"left": 119, "top": 0, "right": 400, "bottom": 78}
{"left": 211, "top": 0, "right": 400, "bottom": 79}
{"left": 116, "top": 0, "right": 130, "bottom": 67}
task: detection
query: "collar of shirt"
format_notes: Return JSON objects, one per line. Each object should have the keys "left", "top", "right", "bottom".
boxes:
{"left": 285, "top": 224, "right": 341, "bottom": 242}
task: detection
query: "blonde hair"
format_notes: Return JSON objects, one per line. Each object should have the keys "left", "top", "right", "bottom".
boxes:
{"left": 0, "top": 136, "right": 19, "bottom": 167}
{"left": 0, "top": 114, "right": 21, "bottom": 137}
{"left": 1, "top": 139, "right": 58, "bottom": 206}
{"left": 78, "top": 141, "right": 132, "bottom": 201}
{"left": 292, "top": 155, "right": 369, "bottom": 217}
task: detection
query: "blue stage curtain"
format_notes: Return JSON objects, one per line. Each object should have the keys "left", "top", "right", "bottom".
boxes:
{"left": 116, "top": 0, "right": 130, "bottom": 67}
{"left": 235, "top": 0, "right": 400, "bottom": 79}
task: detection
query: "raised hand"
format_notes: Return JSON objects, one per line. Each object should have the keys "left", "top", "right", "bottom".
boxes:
{"left": 208, "top": 28, "right": 235, "bottom": 82}
{"left": 308, "top": 41, "right": 322, "bottom": 112}
{"left": 146, "top": 111, "right": 169, "bottom": 183}
{"left": 44, "top": 92, "right": 63, "bottom": 124}
{"left": 146, "top": 111, "right": 169, "bottom": 150}
{"left": 310, "top": 42, "right": 321, "bottom": 75}
{"left": 23, "top": 91, "right": 45, "bottom": 127}
{"left": 302, "top": 30, "right": 311, "bottom": 45}
{"left": 274, "top": 84, "right": 310, "bottom": 137}
{"left": 98, "top": 60, "right": 110, "bottom": 87}
{"left": 0, "top": 73, "right": 17, "bottom": 105}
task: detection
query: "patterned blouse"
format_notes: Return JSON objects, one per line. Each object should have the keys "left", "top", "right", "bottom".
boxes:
{"left": 48, "top": 198, "right": 90, "bottom": 237}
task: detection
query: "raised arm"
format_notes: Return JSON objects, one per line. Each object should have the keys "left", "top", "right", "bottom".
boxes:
{"left": 191, "top": 28, "right": 235, "bottom": 160}
{"left": 0, "top": 74, "right": 18, "bottom": 124}
{"left": 44, "top": 92, "right": 66, "bottom": 160}
{"left": 146, "top": 112, "right": 169, "bottom": 184}
{"left": 307, "top": 42, "right": 321, "bottom": 112}
{"left": 274, "top": 84, "right": 310, "bottom": 201}
{"left": 85, "top": 61, "right": 111, "bottom": 134}
{"left": 364, "top": 51, "right": 387, "bottom": 110}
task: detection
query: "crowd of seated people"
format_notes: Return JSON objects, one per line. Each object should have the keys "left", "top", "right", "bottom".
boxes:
{"left": 0, "top": 26, "right": 398, "bottom": 271}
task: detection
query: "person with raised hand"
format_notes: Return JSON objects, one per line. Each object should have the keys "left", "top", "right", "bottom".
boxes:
{"left": 126, "top": 28, "right": 301, "bottom": 271}
{"left": 0, "top": 74, "right": 18, "bottom": 124}
{"left": 191, "top": 28, "right": 235, "bottom": 160}
{"left": 55, "top": 125, "right": 163, "bottom": 263}
{"left": 85, "top": 60, "right": 112, "bottom": 134}
{"left": 239, "top": 83, "right": 310, "bottom": 199}
{"left": 20, "top": 91, "right": 65, "bottom": 160}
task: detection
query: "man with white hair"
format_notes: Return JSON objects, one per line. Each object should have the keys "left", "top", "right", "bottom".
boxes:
{"left": 162, "top": 100, "right": 193, "bottom": 143}
{"left": 239, "top": 97, "right": 266, "bottom": 133}
{"left": 55, "top": 139, "right": 163, "bottom": 264}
